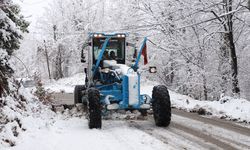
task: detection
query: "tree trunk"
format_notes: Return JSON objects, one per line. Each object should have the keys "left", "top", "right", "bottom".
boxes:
{"left": 169, "top": 51, "right": 175, "bottom": 84}
{"left": 226, "top": 0, "right": 240, "bottom": 95}
{"left": 227, "top": 30, "right": 240, "bottom": 94}
{"left": 54, "top": 44, "right": 64, "bottom": 80}
{"left": 169, "top": 62, "right": 174, "bottom": 84}
{"left": 218, "top": 34, "right": 230, "bottom": 94}
{"left": 219, "top": 0, "right": 240, "bottom": 95}
{"left": 64, "top": 59, "right": 69, "bottom": 77}
{"left": 43, "top": 40, "right": 51, "bottom": 79}
{"left": 202, "top": 74, "right": 208, "bottom": 100}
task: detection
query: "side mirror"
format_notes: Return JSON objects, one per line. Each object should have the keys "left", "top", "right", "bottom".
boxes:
{"left": 149, "top": 66, "right": 157, "bottom": 73}
{"left": 133, "top": 48, "right": 137, "bottom": 59}
{"left": 81, "top": 49, "right": 86, "bottom": 63}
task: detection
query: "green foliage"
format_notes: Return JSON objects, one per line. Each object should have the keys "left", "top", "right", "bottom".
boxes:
{"left": 0, "top": 3, "right": 29, "bottom": 55}
{"left": 9, "top": 4, "right": 29, "bottom": 33}
{"left": 0, "top": 1, "right": 29, "bottom": 97}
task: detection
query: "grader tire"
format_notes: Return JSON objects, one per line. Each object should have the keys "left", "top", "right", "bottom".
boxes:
{"left": 152, "top": 85, "right": 171, "bottom": 127}
{"left": 88, "top": 88, "right": 102, "bottom": 129}
{"left": 74, "top": 85, "right": 86, "bottom": 104}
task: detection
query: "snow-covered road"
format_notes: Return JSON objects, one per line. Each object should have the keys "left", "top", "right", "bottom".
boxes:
{"left": 4, "top": 116, "right": 169, "bottom": 150}
{"left": 4, "top": 109, "right": 250, "bottom": 150}
{"left": 3, "top": 75, "right": 249, "bottom": 150}
{"left": 131, "top": 112, "right": 250, "bottom": 150}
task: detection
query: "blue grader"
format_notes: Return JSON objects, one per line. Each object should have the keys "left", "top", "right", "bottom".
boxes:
{"left": 74, "top": 33, "right": 171, "bottom": 129}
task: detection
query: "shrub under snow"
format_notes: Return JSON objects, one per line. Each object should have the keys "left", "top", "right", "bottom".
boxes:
{"left": 0, "top": 79, "right": 52, "bottom": 147}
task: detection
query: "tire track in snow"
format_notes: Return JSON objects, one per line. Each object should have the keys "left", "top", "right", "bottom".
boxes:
{"left": 102, "top": 120, "right": 169, "bottom": 150}
{"left": 128, "top": 120, "right": 219, "bottom": 150}
{"left": 129, "top": 113, "right": 250, "bottom": 150}
{"left": 171, "top": 122, "right": 237, "bottom": 150}
{"left": 172, "top": 114, "right": 250, "bottom": 150}
{"left": 172, "top": 109, "right": 250, "bottom": 136}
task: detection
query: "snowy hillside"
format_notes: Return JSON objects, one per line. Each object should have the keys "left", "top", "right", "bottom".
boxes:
{"left": 0, "top": 80, "right": 52, "bottom": 148}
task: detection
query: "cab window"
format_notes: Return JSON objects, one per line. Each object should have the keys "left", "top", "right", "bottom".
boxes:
{"left": 92, "top": 37, "right": 125, "bottom": 64}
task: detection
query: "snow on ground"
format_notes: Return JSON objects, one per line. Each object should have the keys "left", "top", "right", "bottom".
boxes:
{"left": 140, "top": 81, "right": 250, "bottom": 123}
{"left": 2, "top": 114, "right": 169, "bottom": 150}
{"left": 1, "top": 73, "right": 250, "bottom": 149}
{"left": 44, "top": 73, "right": 85, "bottom": 93}
{"left": 44, "top": 73, "right": 250, "bottom": 123}
{"left": 0, "top": 80, "right": 53, "bottom": 149}
{"left": 172, "top": 114, "right": 250, "bottom": 148}
{"left": 170, "top": 94, "right": 250, "bottom": 123}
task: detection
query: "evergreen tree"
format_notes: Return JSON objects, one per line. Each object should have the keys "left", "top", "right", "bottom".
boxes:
{"left": 0, "top": 0, "right": 29, "bottom": 97}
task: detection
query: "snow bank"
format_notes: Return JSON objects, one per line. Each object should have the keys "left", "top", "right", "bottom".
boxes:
{"left": 170, "top": 92, "right": 250, "bottom": 122}
{"left": 44, "top": 73, "right": 85, "bottom": 93}
{"left": 0, "top": 79, "right": 55, "bottom": 148}
{"left": 141, "top": 83, "right": 250, "bottom": 123}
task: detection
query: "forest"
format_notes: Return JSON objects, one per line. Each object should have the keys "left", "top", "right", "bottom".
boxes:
{"left": 1, "top": 0, "right": 250, "bottom": 149}
{"left": 1, "top": 0, "right": 250, "bottom": 102}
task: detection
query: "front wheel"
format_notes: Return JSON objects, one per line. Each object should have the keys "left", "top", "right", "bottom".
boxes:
{"left": 74, "top": 85, "right": 86, "bottom": 104}
{"left": 152, "top": 85, "right": 171, "bottom": 127}
{"left": 88, "top": 88, "right": 102, "bottom": 129}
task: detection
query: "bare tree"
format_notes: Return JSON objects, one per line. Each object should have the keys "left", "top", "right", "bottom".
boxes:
{"left": 54, "top": 44, "right": 64, "bottom": 79}
{"left": 222, "top": 0, "right": 240, "bottom": 95}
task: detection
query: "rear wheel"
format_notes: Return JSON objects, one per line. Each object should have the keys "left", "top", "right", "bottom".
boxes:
{"left": 74, "top": 85, "right": 86, "bottom": 104}
{"left": 152, "top": 85, "right": 171, "bottom": 127}
{"left": 88, "top": 88, "right": 102, "bottom": 129}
